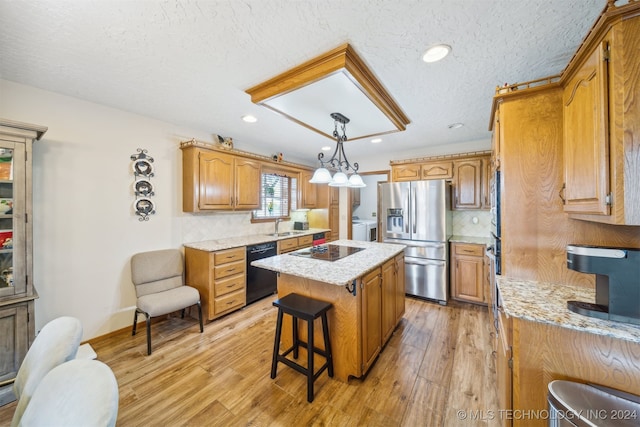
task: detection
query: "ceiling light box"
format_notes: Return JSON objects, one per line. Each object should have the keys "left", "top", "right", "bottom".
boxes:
{"left": 245, "top": 43, "right": 410, "bottom": 141}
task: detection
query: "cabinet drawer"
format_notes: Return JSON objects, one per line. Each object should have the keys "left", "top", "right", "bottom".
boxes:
{"left": 214, "top": 289, "right": 245, "bottom": 314}
{"left": 279, "top": 238, "right": 298, "bottom": 252}
{"left": 297, "top": 235, "right": 313, "bottom": 247}
{"left": 214, "top": 260, "right": 245, "bottom": 279}
{"left": 454, "top": 243, "right": 484, "bottom": 257}
{"left": 214, "top": 274, "right": 245, "bottom": 297}
{"left": 213, "top": 247, "right": 245, "bottom": 264}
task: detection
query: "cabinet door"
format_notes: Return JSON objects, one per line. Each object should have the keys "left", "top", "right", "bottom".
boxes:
{"left": 453, "top": 256, "right": 484, "bottom": 303}
{"left": 392, "top": 164, "right": 421, "bottom": 182}
{"left": 0, "top": 303, "right": 29, "bottom": 393}
{"left": 198, "top": 151, "right": 234, "bottom": 209}
{"left": 453, "top": 159, "right": 482, "bottom": 210}
{"left": 381, "top": 259, "right": 396, "bottom": 343}
{"left": 329, "top": 186, "right": 339, "bottom": 206}
{"left": 350, "top": 188, "right": 360, "bottom": 206}
{"left": 0, "top": 140, "right": 26, "bottom": 299}
{"left": 422, "top": 161, "right": 453, "bottom": 180}
{"left": 329, "top": 204, "right": 339, "bottom": 241}
{"left": 299, "top": 171, "right": 317, "bottom": 209}
{"left": 361, "top": 268, "right": 381, "bottom": 372}
{"left": 492, "top": 110, "right": 501, "bottom": 170}
{"left": 394, "top": 254, "right": 405, "bottom": 324}
{"left": 482, "top": 157, "right": 491, "bottom": 209}
{"left": 496, "top": 311, "right": 512, "bottom": 427}
{"left": 563, "top": 40, "right": 610, "bottom": 215}
{"left": 234, "top": 158, "right": 261, "bottom": 209}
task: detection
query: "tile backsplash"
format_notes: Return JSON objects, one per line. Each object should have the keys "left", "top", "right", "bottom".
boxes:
{"left": 182, "top": 209, "right": 491, "bottom": 244}
{"left": 452, "top": 210, "right": 491, "bottom": 237}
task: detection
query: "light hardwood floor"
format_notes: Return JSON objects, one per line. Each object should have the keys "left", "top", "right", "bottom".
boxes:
{"left": 0, "top": 297, "right": 501, "bottom": 426}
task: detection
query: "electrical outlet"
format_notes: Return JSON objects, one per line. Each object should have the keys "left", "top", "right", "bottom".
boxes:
{"left": 372, "top": 212, "right": 376, "bottom": 217}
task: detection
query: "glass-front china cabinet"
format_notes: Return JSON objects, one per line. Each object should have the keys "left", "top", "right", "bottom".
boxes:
{"left": 0, "top": 119, "right": 47, "bottom": 405}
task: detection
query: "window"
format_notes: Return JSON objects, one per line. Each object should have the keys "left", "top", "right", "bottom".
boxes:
{"left": 253, "top": 173, "right": 297, "bottom": 220}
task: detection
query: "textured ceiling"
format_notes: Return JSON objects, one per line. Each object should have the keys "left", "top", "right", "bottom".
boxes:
{"left": 0, "top": 0, "right": 605, "bottom": 166}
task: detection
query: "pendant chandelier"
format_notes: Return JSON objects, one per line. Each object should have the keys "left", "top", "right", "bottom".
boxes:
{"left": 309, "top": 113, "right": 366, "bottom": 188}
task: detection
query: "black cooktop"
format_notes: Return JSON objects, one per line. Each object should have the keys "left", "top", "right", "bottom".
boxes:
{"left": 291, "top": 244, "right": 365, "bottom": 262}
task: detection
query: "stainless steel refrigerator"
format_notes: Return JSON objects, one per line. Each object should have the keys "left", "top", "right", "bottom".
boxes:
{"left": 380, "top": 180, "right": 452, "bottom": 304}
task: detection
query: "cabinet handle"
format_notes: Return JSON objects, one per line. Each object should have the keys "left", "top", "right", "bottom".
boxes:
{"left": 559, "top": 183, "right": 566, "bottom": 204}
{"left": 227, "top": 300, "right": 236, "bottom": 305}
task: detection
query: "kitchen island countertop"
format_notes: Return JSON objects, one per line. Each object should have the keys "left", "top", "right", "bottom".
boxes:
{"left": 497, "top": 276, "right": 640, "bottom": 343}
{"left": 252, "top": 239, "right": 406, "bottom": 286}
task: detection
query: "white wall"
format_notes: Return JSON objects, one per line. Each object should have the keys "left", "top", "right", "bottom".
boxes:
{"left": 0, "top": 80, "right": 278, "bottom": 340}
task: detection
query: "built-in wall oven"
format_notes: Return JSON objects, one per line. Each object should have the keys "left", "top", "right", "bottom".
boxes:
{"left": 246, "top": 242, "right": 277, "bottom": 304}
{"left": 489, "top": 170, "right": 502, "bottom": 332}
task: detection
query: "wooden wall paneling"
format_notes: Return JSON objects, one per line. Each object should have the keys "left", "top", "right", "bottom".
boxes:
{"left": 512, "top": 318, "right": 640, "bottom": 427}
{"left": 499, "top": 87, "right": 640, "bottom": 286}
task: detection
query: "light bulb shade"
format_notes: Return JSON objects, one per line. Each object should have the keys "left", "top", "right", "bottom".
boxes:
{"left": 347, "top": 174, "right": 366, "bottom": 188}
{"left": 309, "top": 167, "right": 332, "bottom": 183}
{"left": 328, "top": 171, "right": 349, "bottom": 187}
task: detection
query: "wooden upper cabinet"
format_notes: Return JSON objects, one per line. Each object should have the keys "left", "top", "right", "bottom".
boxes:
{"left": 181, "top": 145, "right": 261, "bottom": 212}
{"left": 563, "top": 39, "right": 610, "bottom": 216}
{"left": 233, "top": 158, "right": 261, "bottom": 209}
{"left": 299, "top": 171, "right": 317, "bottom": 209}
{"left": 421, "top": 161, "right": 453, "bottom": 180}
{"left": 453, "top": 159, "right": 482, "bottom": 210}
{"left": 392, "top": 164, "right": 421, "bottom": 182}
{"left": 561, "top": 13, "right": 640, "bottom": 225}
{"left": 198, "top": 151, "right": 234, "bottom": 209}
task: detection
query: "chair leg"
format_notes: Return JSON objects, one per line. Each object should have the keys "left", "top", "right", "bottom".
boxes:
{"left": 271, "top": 309, "right": 284, "bottom": 379}
{"left": 307, "top": 318, "right": 315, "bottom": 403}
{"left": 181, "top": 308, "right": 186, "bottom": 318}
{"left": 197, "top": 301, "right": 204, "bottom": 333}
{"left": 144, "top": 312, "right": 152, "bottom": 355}
{"left": 321, "top": 312, "right": 334, "bottom": 378}
{"left": 132, "top": 309, "right": 139, "bottom": 336}
{"left": 292, "top": 316, "right": 299, "bottom": 359}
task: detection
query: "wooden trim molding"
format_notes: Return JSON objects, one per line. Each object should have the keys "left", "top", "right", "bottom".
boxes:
{"left": 245, "top": 43, "right": 410, "bottom": 140}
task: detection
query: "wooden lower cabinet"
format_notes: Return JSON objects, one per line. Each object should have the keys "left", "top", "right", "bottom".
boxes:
{"left": 451, "top": 242, "right": 486, "bottom": 305}
{"left": 361, "top": 268, "right": 382, "bottom": 372}
{"left": 185, "top": 247, "right": 246, "bottom": 320}
{"left": 0, "top": 299, "right": 34, "bottom": 405}
{"left": 494, "top": 312, "right": 640, "bottom": 427}
{"left": 394, "top": 254, "right": 405, "bottom": 324}
{"left": 277, "top": 234, "right": 313, "bottom": 254}
{"left": 496, "top": 310, "right": 512, "bottom": 427}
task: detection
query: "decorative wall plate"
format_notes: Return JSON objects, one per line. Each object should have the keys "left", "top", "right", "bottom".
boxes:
{"left": 134, "top": 198, "right": 155, "bottom": 221}
{"left": 133, "top": 159, "right": 154, "bottom": 177}
{"left": 134, "top": 179, "right": 154, "bottom": 197}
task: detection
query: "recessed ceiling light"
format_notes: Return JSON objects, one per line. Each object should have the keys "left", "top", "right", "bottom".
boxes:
{"left": 448, "top": 122, "right": 464, "bottom": 129}
{"left": 321, "top": 146, "right": 332, "bottom": 151}
{"left": 422, "top": 44, "right": 451, "bottom": 63}
{"left": 371, "top": 138, "right": 382, "bottom": 143}
{"left": 241, "top": 115, "right": 257, "bottom": 123}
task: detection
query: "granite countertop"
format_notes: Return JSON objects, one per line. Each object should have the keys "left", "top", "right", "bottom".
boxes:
{"left": 251, "top": 239, "right": 406, "bottom": 286}
{"left": 497, "top": 276, "right": 640, "bottom": 344}
{"left": 183, "top": 228, "right": 331, "bottom": 252}
{"left": 449, "top": 235, "right": 493, "bottom": 246}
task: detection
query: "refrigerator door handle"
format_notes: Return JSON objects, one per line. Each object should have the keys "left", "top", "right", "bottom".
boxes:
{"left": 405, "top": 257, "right": 446, "bottom": 267}
{"left": 404, "top": 187, "right": 410, "bottom": 234}
{"left": 412, "top": 187, "right": 417, "bottom": 234}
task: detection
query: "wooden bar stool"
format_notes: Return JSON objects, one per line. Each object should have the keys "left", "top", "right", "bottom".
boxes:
{"left": 271, "top": 293, "right": 333, "bottom": 402}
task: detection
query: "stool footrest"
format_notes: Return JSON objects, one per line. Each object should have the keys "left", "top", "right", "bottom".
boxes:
{"left": 276, "top": 355, "right": 330, "bottom": 381}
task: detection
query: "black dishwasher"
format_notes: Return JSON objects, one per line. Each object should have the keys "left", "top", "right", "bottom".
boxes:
{"left": 246, "top": 242, "right": 277, "bottom": 305}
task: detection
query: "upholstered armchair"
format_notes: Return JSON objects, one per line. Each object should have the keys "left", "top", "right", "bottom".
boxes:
{"left": 10, "top": 316, "right": 83, "bottom": 427}
{"left": 131, "top": 249, "right": 203, "bottom": 355}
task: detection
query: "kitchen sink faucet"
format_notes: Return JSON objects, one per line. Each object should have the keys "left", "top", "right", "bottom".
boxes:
{"left": 275, "top": 218, "right": 282, "bottom": 234}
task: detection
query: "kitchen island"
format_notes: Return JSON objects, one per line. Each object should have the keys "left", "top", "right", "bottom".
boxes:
{"left": 252, "top": 239, "right": 406, "bottom": 381}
